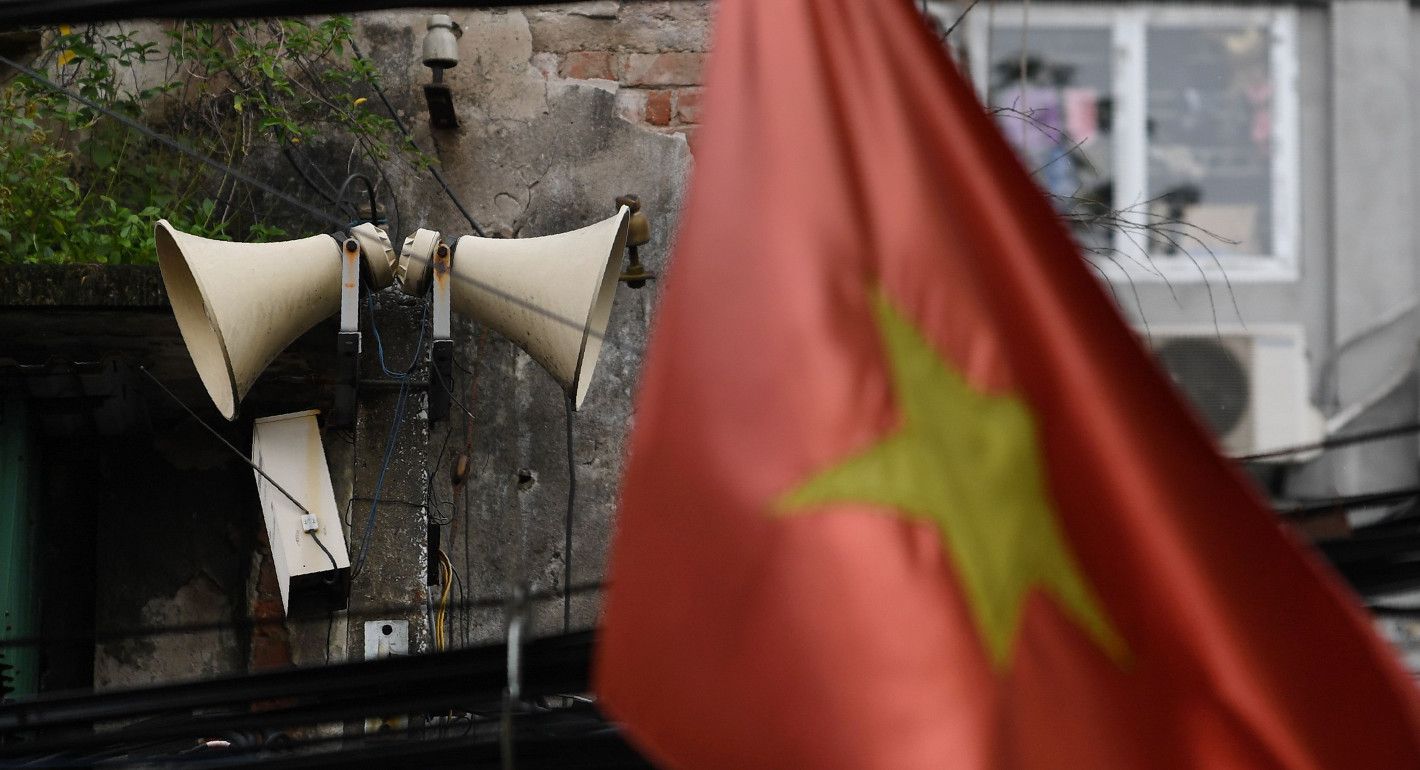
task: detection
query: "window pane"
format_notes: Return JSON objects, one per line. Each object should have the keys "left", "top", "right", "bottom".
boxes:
{"left": 988, "top": 26, "right": 1113, "bottom": 252}
{"left": 1146, "top": 24, "right": 1273, "bottom": 257}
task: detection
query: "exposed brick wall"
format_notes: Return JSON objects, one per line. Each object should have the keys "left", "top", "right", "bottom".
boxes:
{"left": 526, "top": 2, "right": 712, "bottom": 146}
{"left": 622, "top": 52, "right": 704, "bottom": 86}
{"left": 248, "top": 542, "right": 293, "bottom": 673}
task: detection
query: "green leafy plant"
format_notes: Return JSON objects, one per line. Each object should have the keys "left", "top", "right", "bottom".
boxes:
{"left": 0, "top": 19, "right": 421, "bottom": 264}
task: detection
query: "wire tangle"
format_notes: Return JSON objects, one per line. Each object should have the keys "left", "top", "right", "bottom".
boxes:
{"left": 352, "top": 295, "right": 431, "bottom": 578}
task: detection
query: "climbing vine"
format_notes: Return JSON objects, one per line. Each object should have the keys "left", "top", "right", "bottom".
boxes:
{"left": 0, "top": 18, "right": 423, "bottom": 264}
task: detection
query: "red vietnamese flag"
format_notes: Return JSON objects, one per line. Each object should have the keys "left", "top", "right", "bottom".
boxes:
{"left": 595, "top": 0, "right": 1420, "bottom": 767}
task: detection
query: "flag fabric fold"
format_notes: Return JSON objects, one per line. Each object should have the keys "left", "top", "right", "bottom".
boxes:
{"left": 595, "top": 1, "right": 1420, "bottom": 767}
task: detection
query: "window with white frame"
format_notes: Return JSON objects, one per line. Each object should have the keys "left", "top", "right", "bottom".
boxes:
{"left": 962, "top": 4, "right": 1298, "bottom": 282}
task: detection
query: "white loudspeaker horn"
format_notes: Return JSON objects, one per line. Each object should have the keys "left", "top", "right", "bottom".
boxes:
{"left": 447, "top": 207, "right": 631, "bottom": 407}
{"left": 155, "top": 220, "right": 343, "bottom": 420}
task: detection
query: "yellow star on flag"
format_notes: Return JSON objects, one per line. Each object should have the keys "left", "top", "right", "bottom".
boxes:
{"left": 778, "top": 291, "right": 1126, "bottom": 668}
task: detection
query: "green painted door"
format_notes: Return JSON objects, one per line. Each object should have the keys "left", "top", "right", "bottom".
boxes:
{"left": 0, "top": 395, "right": 37, "bottom": 698}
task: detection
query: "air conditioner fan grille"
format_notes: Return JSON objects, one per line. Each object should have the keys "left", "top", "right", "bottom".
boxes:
{"left": 1154, "top": 338, "right": 1251, "bottom": 439}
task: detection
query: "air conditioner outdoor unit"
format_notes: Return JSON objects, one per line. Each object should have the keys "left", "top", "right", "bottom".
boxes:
{"left": 1141, "top": 325, "right": 1324, "bottom": 458}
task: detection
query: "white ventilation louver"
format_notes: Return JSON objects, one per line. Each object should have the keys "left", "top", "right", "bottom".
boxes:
{"left": 1142, "top": 325, "right": 1323, "bottom": 458}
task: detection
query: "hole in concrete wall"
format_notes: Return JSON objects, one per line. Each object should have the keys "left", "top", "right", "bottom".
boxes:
{"left": 517, "top": 469, "right": 537, "bottom": 490}
{"left": 382, "top": 624, "right": 394, "bottom": 636}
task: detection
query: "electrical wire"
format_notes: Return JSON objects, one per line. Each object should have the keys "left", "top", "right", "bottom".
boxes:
{"left": 8, "top": 34, "right": 620, "bottom": 640}
{"left": 435, "top": 549, "right": 467, "bottom": 652}
{"left": 3, "top": 47, "right": 397, "bottom": 250}
{"left": 0, "top": 53, "right": 347, "bottom": 231}
{"left": 436, "top": 551, "right": 455, "bottom": 651}
{"left": 427, "top": 418, "right": 457, "bottom": 511}
{"left": 449, "top": 553, "right": 467, "bottom": 649}
{"left": 353, "top": 379, "right": 411, "bottom": 580}
{"left": 352, "top": 296, "right": 431, "bottom": 578}
{"left": 137, "top": 366, "right": 340, "bottom": 574}
{"left": 3, "top": 39, "right": 624, "bottom": 687}
{"left": 213, "top": 48, "right": 351, "bottom": 224}
{"left": 1369, "top": 604, "right": 1420, "bottom": 619}
{"left": 1277, "top": 487, "right": 1420, "bottom": 520}
{"left": 434, "top": 562, "right": 445, "bottom": 650}
{"left": 334, "top": 172, "right": 381, "bottom": 226}
{"left": 0, "top": 633, "right": 605, "bottom": 762}
{"left": 942, "top": 0, "right": 981, "bottom": 39}
{"left": 281, "top": 145, "right": 346, "bottom": 212}
{"left": 0, "top": 0, "right": 633, "bottom": 27}
{"left": 1235, "top": 421, "right": 1420, "bottom": 464}
{"left": 367, "top": 291, "right": 427, "bottom": 379}
{"left": 1, "top": 44, "right": 624, "bottom": 347}
{"left": 563, "top": 394, "right": 576, "bottom": 634}
{"left": 434, "top": 358, "right": 480, "bottom": 423}
{"left": 421, "top": 346, "right": 480, "bottom": 648}
{"left": 278, "top": 39, "right": 403, "bottom": 237}
{"left": 348, "top": 37, "right": 486, "bottom": 238}
{"left": 0, "top": 583, "right": 608, "bottom": 650}
{"left": 3, "top": 702, "right": 631, "bottom": 770}
{"left": 310, "top": 532, "right": 341, "bottom": 577}
{"left": 429, "top": 496, "right": 458, "bottom": 527}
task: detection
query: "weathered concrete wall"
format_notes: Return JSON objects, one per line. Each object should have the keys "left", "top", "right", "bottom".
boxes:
{"left": 0, "top": 268, "right": 343, "bottom": 688}
{"left": 90, "top": 431, "right": 252, "bottom": 690}
{"left": 347, "top": 290, "right": 432, "bottom": 659}
{"left": 1, "top": 3, "right": 713, "bottom": 689}
{"left": 4, "top": 0, "right": 715, "bottom": 680}
{"left": 348, "top": 2, "right": 707, "bottom": 642}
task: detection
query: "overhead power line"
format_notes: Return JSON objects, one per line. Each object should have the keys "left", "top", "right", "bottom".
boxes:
{"left": 348, "top": 38, "right": 486, "bottom": 238}
{"left": 0, "top": 0, "right": 648, "bottom": 26}
{"left": 1276, "top": 487, "right": 1420, "bottom": 520}
{"left": 35, "top": 709, "right": 650, "bottom": 769}
{"left": 0, "top": 582, "right": 606, "bottom": 649}
{"left": 138, "top": 365, "right": 342, "bottom": 574}
{"left": 0, "top": 631, "right": 599, "bottom": 759}
{"left": 1234, "top": 422, "right": 1420, "bottom": 464}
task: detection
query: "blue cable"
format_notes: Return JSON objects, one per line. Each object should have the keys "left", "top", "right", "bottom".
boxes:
{"left": 353, "top": 296, "right": 431, "bottom": 577}
{"left": 367, "top": 291, "right": 428, "bottom": 379}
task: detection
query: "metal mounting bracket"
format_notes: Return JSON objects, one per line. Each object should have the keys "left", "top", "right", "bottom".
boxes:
{"left": 429, "top": 242, "right": 454, "bottom": 423}
{"left": 363, "top": 619, "right": 410, "bottom": 734}
{"left": 331, "top": 237, "right": 363, "bottom": 428}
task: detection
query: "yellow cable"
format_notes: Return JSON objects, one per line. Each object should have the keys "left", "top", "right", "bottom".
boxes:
{"left": 436, "top": 551, "right": 454, "bottom": 651}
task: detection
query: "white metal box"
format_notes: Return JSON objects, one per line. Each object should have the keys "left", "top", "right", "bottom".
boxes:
{"left": 251, "top": 410, "right": 349, "bottom": 614}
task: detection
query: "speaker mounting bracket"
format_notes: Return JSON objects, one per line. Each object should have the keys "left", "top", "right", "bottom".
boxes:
{"left": 429, "top": 241, "right": 454, "bottom": 423}
{"left": 331, "top": 237, "right": 364, "bottom": 429}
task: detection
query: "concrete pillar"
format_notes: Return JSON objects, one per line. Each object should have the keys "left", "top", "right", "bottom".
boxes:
{"left": 1328, "top": 0, "right": 1417, "bottom": 495}
{"left": 346, "top": 290, "right": 431, "bottom": 660}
